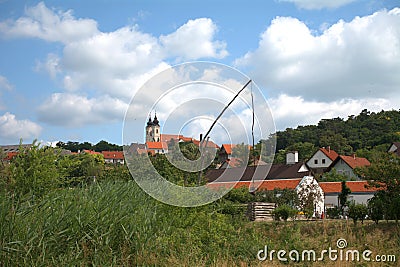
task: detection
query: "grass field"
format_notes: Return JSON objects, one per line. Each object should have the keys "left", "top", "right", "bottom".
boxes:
{"left": 1, "top": 180, "right": 399, "bottom": 266}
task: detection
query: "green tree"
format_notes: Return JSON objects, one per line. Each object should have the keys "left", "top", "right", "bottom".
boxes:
{"left": 338, "top": 181, "right": 351, "bottom": 216}
{"left": 10, "top": 142, "right": 60, "bottom": 198}
{"left": 355, "top": 152, "right": 400, "bottom": 222}
{"left": 272, "top": 204, "right": 297, "bottom": 221}
{"left": 348, "top": 202, "right": 368, "bottom": 225}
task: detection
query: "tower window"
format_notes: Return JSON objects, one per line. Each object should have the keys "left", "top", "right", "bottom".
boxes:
{"left": 156, "top": 129, "right": 158, "bottom": 134}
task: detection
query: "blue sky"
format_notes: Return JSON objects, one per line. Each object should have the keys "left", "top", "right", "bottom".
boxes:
{"left": 0, "top": 0, "right": 399, "bottom": 146}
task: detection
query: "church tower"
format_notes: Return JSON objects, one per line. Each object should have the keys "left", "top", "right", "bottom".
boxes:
{"left": 145, "top": 113, "right": 161, "bottom": 142}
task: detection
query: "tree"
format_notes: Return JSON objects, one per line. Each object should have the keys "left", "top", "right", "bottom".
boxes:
{"left": 231, "top": 143, "right": 250, "bottom": 167}
{"left": 11, "top": 141, "right": 60, "bottom": 198}
{"left": 338, "top": 181, "right": 351, "bottom": 216}
{"left": 321, "top": 169, "right": 348, "bottom": 182}
{"left": 348, "top": 202, "right": 368, "bottom": 225}
{"left": 272, "top": 204, "right": 297, "bottom": 221}
{"left": 355, "top": 152, "right": 400, "bottom": 223}
{"left": 367, "top": 192, "right": 385, "bottom": 224}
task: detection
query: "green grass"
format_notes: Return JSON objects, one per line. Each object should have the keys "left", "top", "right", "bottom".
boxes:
{"left": 1, "top": 180, "right": 399, "bottom": 266}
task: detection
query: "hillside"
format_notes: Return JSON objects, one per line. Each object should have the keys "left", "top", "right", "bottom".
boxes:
{"left": 269, "top": 109, "right": 400, "bottom": 162}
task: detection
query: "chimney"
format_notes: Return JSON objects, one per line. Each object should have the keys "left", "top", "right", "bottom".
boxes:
{"left": 286, "top": 151, "right": 299, "bottom": 165}
{"left": 328, "top": 146, "right": 331, "bottom": 152}
{"left": 353, "top": 154, "right": 356, "bottom": 159}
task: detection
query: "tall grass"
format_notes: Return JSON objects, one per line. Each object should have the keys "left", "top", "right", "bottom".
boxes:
{"left": 1, "top": 180, "right": 399, "bottom": 266}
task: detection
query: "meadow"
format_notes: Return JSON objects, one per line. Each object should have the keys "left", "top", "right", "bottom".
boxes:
{"left": 1, "top": 180, "right": 398, "bottom": 266}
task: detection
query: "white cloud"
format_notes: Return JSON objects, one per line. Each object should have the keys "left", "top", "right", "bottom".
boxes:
{"left": 0, "top": 2, "right": 99, "bottom": 44}
{"left": 0, "top": 112, "right": 42, "bottom": 142}
{"left": 37, "top": 93, "right": 128, "bottom": 127}
{"left": 269, "top": 94, "right": 395, "bottom": 130}
{"left": 0, "top": 75, "right": 13, "bottom": 91}
{"left": 279, "top": 0, "right": 358, "bottom": 9}
{"left": 160, "top": 18, "right": 228, "bottom": 60}
{"left": 236, "top": 8, "right": 400, "bottom": 102}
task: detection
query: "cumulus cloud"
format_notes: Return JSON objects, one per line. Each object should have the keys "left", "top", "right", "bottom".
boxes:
{"left": 269, "top": 94, "right": 396, "bottom": 130}
{"left": 0, "top": 2, "right": 99, "bottom": 44}
{"left": 0, "top": 112, "right": 42, "bottom": 142}
{"left": 37, "top": 93, "right": 129, "bottom": 127}
{"left": 0, "top": 2, "right": 228, "bottom": 128}
{"left": 279, "top": 0, "right": 358, "bottom": 9}
{"left": 235, "top": 8, "right": 400, "bottom": 102}
{"left": 160, "top": 18, "right": 228, "bottom": 60}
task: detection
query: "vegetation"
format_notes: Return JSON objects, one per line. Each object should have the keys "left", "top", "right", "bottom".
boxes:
{"left": 348, "top": 202, "right": 368, "bottom": 225}
{"left": 56, "top": 140, "right": 122, "bottom": 152}
{"left": 258, "top": 109, "right": 400, "bottom": 163}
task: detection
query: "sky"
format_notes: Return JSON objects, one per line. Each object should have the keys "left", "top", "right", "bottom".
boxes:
{"left": 0, "top": 0, "right": 399, "bottom": 146}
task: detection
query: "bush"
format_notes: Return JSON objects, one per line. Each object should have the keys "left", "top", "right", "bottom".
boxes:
{"left": 326, "top": 206, "right": 341, "bottom": 219}
{"left": 348, "top": 202, "right": 368, "bottom": 225}
{"left": 272, "top": 204, "right": 297, "bottom": 221}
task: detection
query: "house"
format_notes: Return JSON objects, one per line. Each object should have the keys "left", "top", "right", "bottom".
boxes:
{"left": 102, "top": 151, "right": 124, "bottom": 164}
{"left": 306, "top": 147, "right": 339, "bottom": 174}
{"left": 146, "top": 141, "right": 168, "bottom": 154}
{"left": 327, "top": 155, "right": 370, "bottom": 180}
{"left": 320, "top": 181, "right": 379, "bottom": 208}
{"left": 0, "top": 144, "right": 32, "bottom": 153}
{"left": 388, "top": 142, "right": 400, "bottom": 157}
{"left": 81, "top": 149, "right": 101, "bottom": 155}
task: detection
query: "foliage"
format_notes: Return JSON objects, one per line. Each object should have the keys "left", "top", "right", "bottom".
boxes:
{"left": 348, "top": 202, "right": 368, "bottom": 225}
{"left": 338, "top": 181, "right": 351, "bottom": 215}
{"left": 367, "top": 192, "right": 385, "bottom": 224}
{"left": 270, "top": 109, "right": 400, "bottom": 157}
{"left": 231, "top": 143, "right": 250, "bottom": 167}
{"left": 272, "top": 204, "right": 297, "bottom": 221}
{"left": 326, "top": 207, "right": 341, "bottom": 219}
{"left": 320, "top": 168, "right": 348, "bottom": 182}
{"left": 297, "top": 178, "right": 323, "bottom": 219}
{"left": 355, "top": 152, "right": 400, "bottom": 222}
{"left": 57, "top": 140, "right": 122, "bottom": 152}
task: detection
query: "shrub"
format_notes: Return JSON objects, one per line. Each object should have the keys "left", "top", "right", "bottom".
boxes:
{"left": 272, "top": 204, "right": 297, "bottom": 221}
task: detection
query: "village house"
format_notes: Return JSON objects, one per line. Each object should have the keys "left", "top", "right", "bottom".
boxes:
{"left": 320, "top": 181, "right": 378, "bottom": 208}
{"left": 101, "top": 151, "right": 124, "bottom": 164}
{"left": 327, "top": 155, "right": 370, "bottom": 180}
{"left": 306, "top": 147, "right": 339, "bottom": 174}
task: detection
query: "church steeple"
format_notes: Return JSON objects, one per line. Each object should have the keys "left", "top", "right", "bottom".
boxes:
{"left": 145, "top": 112, "right": 160, "bottom": 142}
{"left": 153, "top": 112, "right": 159, "bottom": 126}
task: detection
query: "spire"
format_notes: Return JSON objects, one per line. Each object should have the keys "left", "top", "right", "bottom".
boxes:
{"left": 147, "top": 114, "right": 153, "bottom": 126}
{"left": 153, "top": 112, "right": 159, "bottom": 126}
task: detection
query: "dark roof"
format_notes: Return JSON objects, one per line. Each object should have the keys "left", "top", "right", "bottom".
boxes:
{"left": 205, "top": 162, "right": 310, "bottom": 183}
{"left": 0, "top": 144, "right": 32, "bottom": 152}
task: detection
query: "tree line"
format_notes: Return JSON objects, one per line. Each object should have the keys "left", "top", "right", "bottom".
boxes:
{"left": 56, "top": 140, "right": 123, "bottom": 152}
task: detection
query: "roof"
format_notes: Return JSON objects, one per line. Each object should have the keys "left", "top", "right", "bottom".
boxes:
{"left": 146, "top": 141, "right": 168, "bottom": 150}
{"left": 102, "top": 151, "right": 124, "bottom": 160}
{"left": 319, "top": 181, "right": 379, "bottom": 193}
{"left": 160, "top": 134, "right": 219, "bottom": 148}
{"left": 82, "top": 149, "right": 101, "bottom": 155}
{"left": 337, "top": 155, "right": 371, "bottom": 169}
{"left": 319, "top": 147, "right": 339, "bottom": 161}
{"left": 207, "top": 179, "right": 302, "bottom": 191}
{"left": 219, "top": 157, "right": 243, "bottom": 168}
{"left": 3, "top": 151, "right": 18, "bottom": 161}
{"left": 220, "top": 144, "right": 252, "bottom": 155}
{"left": 0, "top": 144, "right": 32, "bottom": 152}
{"left": 205, "top": 162, "right": 309, "bottom": 183}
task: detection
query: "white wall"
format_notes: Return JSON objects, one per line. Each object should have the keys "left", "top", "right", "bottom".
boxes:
{"left": 307, "top": 150, "right": 333, "bottom": 169}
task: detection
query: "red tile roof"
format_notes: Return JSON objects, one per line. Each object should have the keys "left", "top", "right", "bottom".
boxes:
{"left": 319, "top": 181, "right": 378, "bottom": 193}
{"left": 82, "top": 149, "right": 101, "bottom": 155}
{"left": 101, "top": 151, "right": 124, "bottom": 160}
{"left": 339, "top": 155, "right": 371, "bottom": 169}
{"left": 320, "top": 147, "right": 339, "bottom": 161}
{"left": 146, "top": 141, "right": 168, "bottom": 150}
{"left": 3, "top": 151, "right": 18, "bottom": 161}
{"left": 207, "top": 178, "right": 302, "bottom": 191}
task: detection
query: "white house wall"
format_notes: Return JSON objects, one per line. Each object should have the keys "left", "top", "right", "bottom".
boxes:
{"left": 307, "top": 150, "right": 333, "bottom": 169}
{"left": 324, "top": 193, "right": 375, "bottom": 207}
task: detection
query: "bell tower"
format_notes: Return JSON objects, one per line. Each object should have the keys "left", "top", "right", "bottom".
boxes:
{"left": 145, "top": 113, "right": 161, "bottom": 142}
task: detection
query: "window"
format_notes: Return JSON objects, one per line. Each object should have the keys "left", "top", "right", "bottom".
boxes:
{"left": 156, "top": 129, "right": 159, "bottom": 133}
{"left": 314, "top": 159, "right": 318, "bottom": 164}
{"left": 322, "top": 159, "right": 326, "bottom": 164}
